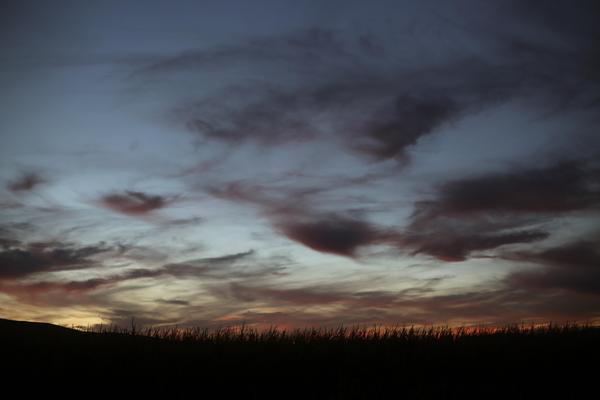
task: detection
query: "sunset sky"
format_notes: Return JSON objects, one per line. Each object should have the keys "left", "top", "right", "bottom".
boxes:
{"left": 1, "top": 0, "right": 599, "bottom": 328}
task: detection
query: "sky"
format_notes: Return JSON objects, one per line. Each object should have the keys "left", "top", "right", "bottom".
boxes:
{"left": 1, "top": 0, "right": 599, "bottom": 329}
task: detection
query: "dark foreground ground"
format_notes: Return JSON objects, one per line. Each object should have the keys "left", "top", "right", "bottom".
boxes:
{"left": 1, "top": 318, "right": 598, "bottom": 399}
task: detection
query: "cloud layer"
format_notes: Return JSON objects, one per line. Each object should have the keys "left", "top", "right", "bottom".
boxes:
{"left": 1, "top": 0, "right": 599, "bottom": 328}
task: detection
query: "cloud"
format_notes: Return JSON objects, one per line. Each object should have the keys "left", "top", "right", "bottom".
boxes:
{"left": 6, "top": 172, "right": 45, "bottom": 193}
{"left": 163, "top": 250, "right": 288, "bottom": 279}
{"left": 275, "top": 215, "right": 384, "bottom": 257}
{"left": 411, "top": 162, "right": 600, "bottom": 221}
{"left": 177, "top": 80, "right": 463, "bottom": 161}
{"left": 214, "top": 274, "right": 600, "bottom": 326}
{"left": 138, "top": 28, "right": 351, "bottom": 76}
{"left": 0, "top": 278, "right": 113, "bottom": 295}
{"left": 402, "top": 161, "right": 599, "bottom": 261}
{"left": 0, "top": 247, "right": 292, "bottom": 322}
{"left": 209, "top": 180, "right": 392, "bottom": 257}
{"left": 116, "top": 244, "right": 168, "bottom": 264}
{"left": 145, "top": 29, "right": 519, "bottom": 162}
{"left": 404, "top": 228, "right": 549, "bottom": 262}
{"left": 195, "top": 250, "right": 255, "bottom": 265}
{"left": 225, "top": 282, "right": 399, "bottom": 308}
{"left": 100, "top": 191, "right": 175, "bottom": 216}
{"left": 0, "top": 249, "right": 268, "bottom": 301}
{"left": 228, "top": 282, "right": 346, "bottom": 305}
{"left": 391, "top": 288, "right": 600, "bottom": 325}
{"left": 181, "top": 85, "right": 319, "bottom": 146}
{"left": 136, "top": 3, "right": 600, "bottom": 164}
{"left": 0, "top": 238, "right": 20, "bottom": 249}
{"left": 0, "top": 279, "right": 120, "bottom": 309}
{"left": 157, "top": 298, "right": 190, "bottom": 306}
{"left": 209, "top": 176, "right": 551, "bottom": 260}
{"left": 0, "top": 269, "right": 167, "bottom": 304}
{"left": 354, "top": 95, "right": 460, "bottom": 161}
{"left": 165, "top": 216, "right": 204, "bottom": 226}
{"left": 506, "top": 239, "right": 600, "bottom": 295}
{"left": 173, "top": 72, "right": 481, "bottom": 162}
{"left": 0, "top": 240, "right": 109, "bottom": 279}
{"left": 129, "top": 7, "right": 600, "bottom": 266}
{"left": 507, "top": 1, "right": 600, "bottom": 45}
{"left": 209, "top": 160, "right": 599, "bottom": 262}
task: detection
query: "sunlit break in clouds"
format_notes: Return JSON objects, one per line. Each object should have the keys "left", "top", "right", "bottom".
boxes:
{"left": 1, "top": 0, "right": 599, "bottom": 329}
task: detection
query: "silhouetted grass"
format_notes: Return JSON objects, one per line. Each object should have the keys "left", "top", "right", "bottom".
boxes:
{"left": 2, "top": 318, "right": 598, "bottom": 399}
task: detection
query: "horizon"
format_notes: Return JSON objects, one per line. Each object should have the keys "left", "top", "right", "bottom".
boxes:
{"left": 5, "top": 316, "right": 599, "bottom": 335}
{"left": 1, "top": 0, "right": 599, "bottom": 329}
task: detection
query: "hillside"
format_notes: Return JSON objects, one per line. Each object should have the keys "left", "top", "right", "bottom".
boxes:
{"left": 1, "top": 319, "right": 598, "bottom": 398}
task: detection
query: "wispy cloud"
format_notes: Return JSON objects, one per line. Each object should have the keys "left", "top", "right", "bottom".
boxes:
{"left": 506, "top": 239, "right": 600, "bottom": 295}
{"left": 225, "top": 282, "right": 400, "bottom": 308}
{"left": 0, "top": 248, "right": 270, "bottom": 299}
{"left": 0, "top": 240, "right": 109, "bottom": 279}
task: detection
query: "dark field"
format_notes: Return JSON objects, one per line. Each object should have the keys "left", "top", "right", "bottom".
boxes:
{"left": 1, "top": 318, "right": 598, "bottom": 399}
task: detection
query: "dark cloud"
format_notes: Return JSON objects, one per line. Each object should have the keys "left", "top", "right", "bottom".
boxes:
{"left": 354, "top": 95, "right": 460, "bottom": 161}
{"left": 209, "top": 180, "right": 392, "bottom": 257}
{"left": 157, "top": 298, "right": 190, "bottom": 306}
{"left": 209, "top": 161, "right": 598, "bottom": 262}
{"left": 402, "top": 161, "right": 599, "bottom": 261}
{"left": 149, "top": 29, "right": 506, "bottom": 162}
{"left": 6, "top": 172, "right": 45, "bottom": 193}
{"left": 0, "top": 240, "right": 108, "bottom": 279}
{"left": 411, "top": 162, "right": 600, "bottom": 222}
{"left": 507, "top": 240, "right": 600, "bottom": 295}
{"left": 276, "top": 215, "right": 383, "bottom": 257}
{"left": 404, "top": 228, "right": 549, "bottom": 262}
{"left": 179, "top": 79, "right": 463, "bottom": 161}
{"left": 100, "top": 191, "right": 175, "bottom": 216}
{"left": 209, "top": 176, "right": 552, "bottom": 261}
{"left": 174, "top": 73, "right": 483, "bottom": 162}
{"left": 484, "top": 0, "right": 600, "bottom": 110}
{"left": 197, "top": 250, "right": 255, "bottom": 265}
{"left": 8, "top": 278, "right": 113, "bottom": 294}
{"left": 139, "top": 1, "right": 600, "bottom": 163}
{"left": 0, "top": 238, "right": 20, "bottom": 249}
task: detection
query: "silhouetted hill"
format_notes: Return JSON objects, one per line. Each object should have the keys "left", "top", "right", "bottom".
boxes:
{"left": 0, "top": 317, "right": 82, "bottom": 337}
{"left": 1, "top": 318, "right": 598, "bottom": 399}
